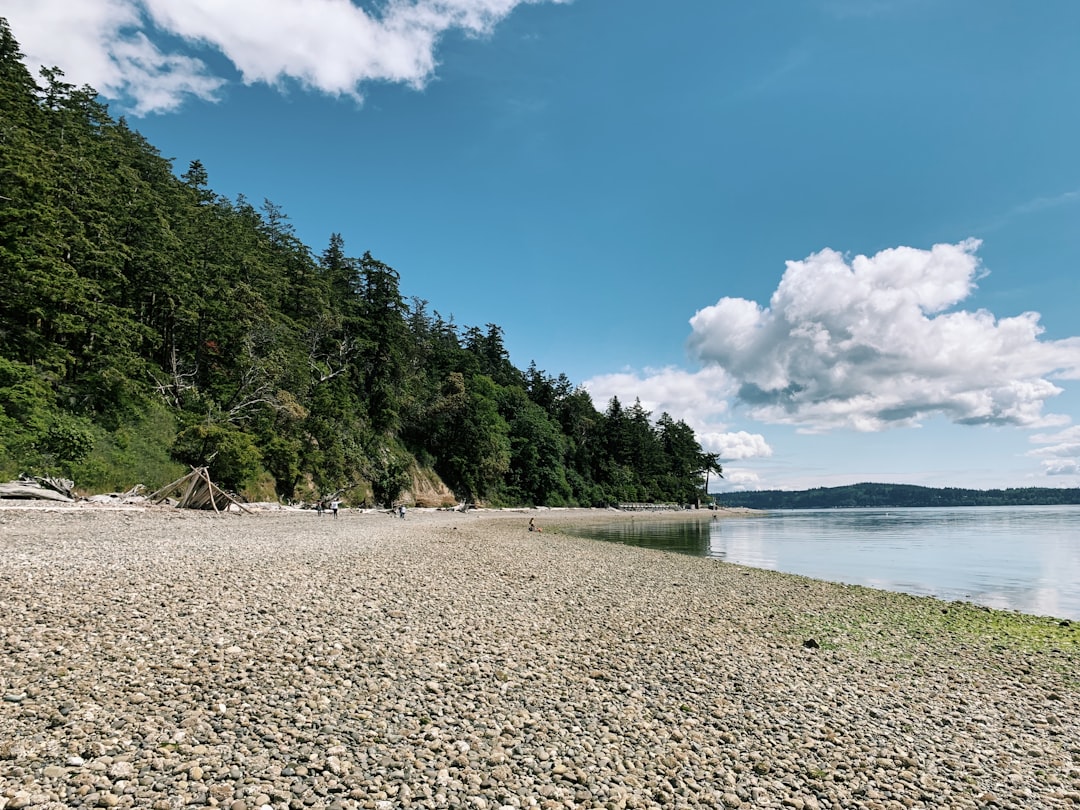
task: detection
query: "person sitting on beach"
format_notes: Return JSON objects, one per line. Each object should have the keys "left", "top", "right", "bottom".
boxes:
{"left": 528, "top": 517, "right": 541, "bottom": 533}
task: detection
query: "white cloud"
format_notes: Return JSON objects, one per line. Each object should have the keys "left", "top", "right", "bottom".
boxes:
{"left": 583, "top": 365, "right": 732, "bottom": 425}
{"left": 3, "top": 0, "right": 563, "bottom": 114}
{"left": 688, "top": 239, "right": 1080, "bottom": 432}
{"left": 711, "top": 469, "right": 763, "bottom": 492}
{"left": 1043, "top": 461, "right": 1080, "bottom": 476}
{"left": 697, "top": 430, "right": 772, "bottom": 460}
{"left": 1028, "top": 426, "right": 1080, "bottom": 478}
{"left": 3, "top": 0, "right": 225, "bottom": 114}
{"left": 581, "top": 366, "right": 774, "bottom": 462}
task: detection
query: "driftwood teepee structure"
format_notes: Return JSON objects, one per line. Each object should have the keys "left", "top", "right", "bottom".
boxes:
{"left": 149, "top": 467, "right": 252, "bottom": 513}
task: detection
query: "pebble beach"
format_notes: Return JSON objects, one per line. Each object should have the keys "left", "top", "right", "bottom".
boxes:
{"left": 1, "top": 505, "right": 1077, "bottom": 810}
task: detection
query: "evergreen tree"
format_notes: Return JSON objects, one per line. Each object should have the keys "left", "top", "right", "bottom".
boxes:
{"left": 499, "top": 386, "right": 570, "bottom": 505}
{"left": 356, "top": 251, "right": 407, "bottom": 433}
{"left": 424, "top": 373, "right": 510, "bottom": 502}
{"left": 0, "top": 18, "right": 720, "bottom": 505}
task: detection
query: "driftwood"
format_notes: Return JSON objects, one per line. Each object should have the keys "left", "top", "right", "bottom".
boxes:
{"left": 84, "top": 484, "right": 148, "bottom": 505}
{"left": 36, "top": 475, "right": 76, "bottom": 499}
{"left": 149, "top": 467, "right": 252, "bottom": 513}
{"left": 0, "top": 481, "right": 75, "bottom": 502}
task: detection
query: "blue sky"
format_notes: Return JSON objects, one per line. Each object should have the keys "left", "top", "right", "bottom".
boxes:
{"left": 7, "top": 0, "right": 1080, "bottom": 492}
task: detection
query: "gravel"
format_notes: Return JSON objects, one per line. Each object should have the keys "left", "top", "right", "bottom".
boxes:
{"left": 0, "top": 505, "right": 1077, "bottom": 809}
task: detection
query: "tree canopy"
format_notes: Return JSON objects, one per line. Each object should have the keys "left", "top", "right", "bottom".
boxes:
{"left": 0, "top": 19, "right": 720, "bottom": 506}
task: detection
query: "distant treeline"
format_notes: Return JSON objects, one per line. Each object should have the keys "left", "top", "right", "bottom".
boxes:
{"left": 0, "top": 20, "right": 720, "bottom": 506}
{"left": 713, "top": 483, "right": 1080, "bottom": 509}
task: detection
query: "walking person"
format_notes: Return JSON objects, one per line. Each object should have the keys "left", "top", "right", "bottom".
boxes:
{"left": 330, "top": 499, "right": 340, "bottom": 518}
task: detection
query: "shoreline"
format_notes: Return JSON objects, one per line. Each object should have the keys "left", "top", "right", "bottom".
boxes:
{"left": 1, "top": 508, "right": 1077, "bottom": 808}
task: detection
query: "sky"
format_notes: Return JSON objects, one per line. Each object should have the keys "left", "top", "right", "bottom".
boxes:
{"left": 5, "top": 0, "right": 1080, "bottom": 493}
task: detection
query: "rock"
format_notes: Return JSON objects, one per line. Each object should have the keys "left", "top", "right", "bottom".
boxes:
{"left": 0, "top": 508, "right": 1075, "bottom": 810}
{"left": 107, "top": 761, "right": 135, "bottom": 779}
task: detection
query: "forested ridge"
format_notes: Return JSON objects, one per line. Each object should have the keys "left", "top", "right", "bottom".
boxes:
{"left": 0, "top": 20, "right": 720, "bottom": 506}
{"left": 714, "top": 483, "right": 1080, "bottom": 509}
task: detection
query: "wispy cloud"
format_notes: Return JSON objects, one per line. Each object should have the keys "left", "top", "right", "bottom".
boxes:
{"left": 4, "top": 0, "right": 566, "bottom": 114}
{"left": 1009, "top": 189, "right": 1080, "bottom": 217}
{"left": 732, "top": 43, "right": 815, "bottom": 101}
{"left": 1028, "top": 425, "right": 1080, "bottom": 477}
{"left": 981, "top": 188, "right": 1080, "bottom": 233}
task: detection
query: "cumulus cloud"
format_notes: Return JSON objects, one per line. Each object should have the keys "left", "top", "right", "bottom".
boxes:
{"left": 688, "top": 239, "right": 1080, "bottom": 432}
{"left": 1028, "top": 426, "right": 1080, "bottom": 477}
{"left": 582, "top": 366, "right": 774, "bottom": 462}
{"left": 696, "top": 430, "right": 773, "bottom": 460}
{"left": 583, "top": 365, "right": 733, "bottom": 425}
{"left": 712, "top": 469, "right": 763, "bottom": 492}
{"left": 3, "top": 0, "right": 562, "bottom": 114}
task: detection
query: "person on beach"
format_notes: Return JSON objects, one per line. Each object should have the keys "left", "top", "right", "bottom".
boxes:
{"left": 316, "top": 499, "right": 324, "bottom": 516}
{"left": 398, "top": 504, "right": 406, "bottom": 519}
{"left": 330, "top": 499, "right": 340, "bottom": 518}
{"left": 528, "top": 517, "right": 541, "bottom": 533}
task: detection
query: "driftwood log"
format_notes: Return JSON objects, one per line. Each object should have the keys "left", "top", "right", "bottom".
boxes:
{"left": 0, "top": 481, "right": 75, "bottom": 502}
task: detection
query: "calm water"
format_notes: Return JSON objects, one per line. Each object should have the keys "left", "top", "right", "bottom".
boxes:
{"left": 570, "top": 506, "right": 1080, "bottom": 620}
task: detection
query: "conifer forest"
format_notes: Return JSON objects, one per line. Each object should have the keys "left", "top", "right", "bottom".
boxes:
{"left": 0, "top": 20, "right": 720, "bottom": 506}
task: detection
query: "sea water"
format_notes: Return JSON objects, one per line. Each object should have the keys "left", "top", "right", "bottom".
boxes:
{"left": 570, "top": 506, "right": 1080, "bottom": 620}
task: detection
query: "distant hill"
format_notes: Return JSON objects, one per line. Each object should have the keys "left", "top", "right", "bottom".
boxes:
{"left": 713, "top": 483, "right": 1080, "bottom": 509}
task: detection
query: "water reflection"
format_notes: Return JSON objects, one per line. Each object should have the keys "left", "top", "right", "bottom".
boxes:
{"left": 568, "top": 507, "right": 1080, "bottom": 620}
{"left": 578, "top": 519, "right": 713, "bottom": 557}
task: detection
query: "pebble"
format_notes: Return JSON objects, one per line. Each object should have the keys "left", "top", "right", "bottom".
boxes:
{"left": 0, "top": 506, "right": 1076, "bottom": 809}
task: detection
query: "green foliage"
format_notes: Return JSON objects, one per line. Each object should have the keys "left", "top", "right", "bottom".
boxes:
{"left": 0, "top": 353, "right": 153, "bottom": 485}
{"left": 369, "top": 444, "right": 412, "bottom": 508}
{"left": 260, "top": 434, "right": 303, "bottom": 499}
{"left": 0, "top": 19, "right": 718, "bottom": 505}
{"left": 171, "top": 421, "right": 262, "bottom": 492}
{"left": 0, "top": 357, "right": 52, "bottom": 432}
{"left": 420, "top": 373, "right": 511, "bottom": 502}
{"left": 500, "top": 387, "right": 570, "bottom": 505}
{"left": 70, "top": 401, "right": 185, "bottom": 492}
{"left": 42, "top": 414, "right": 95, "bottom": 464}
